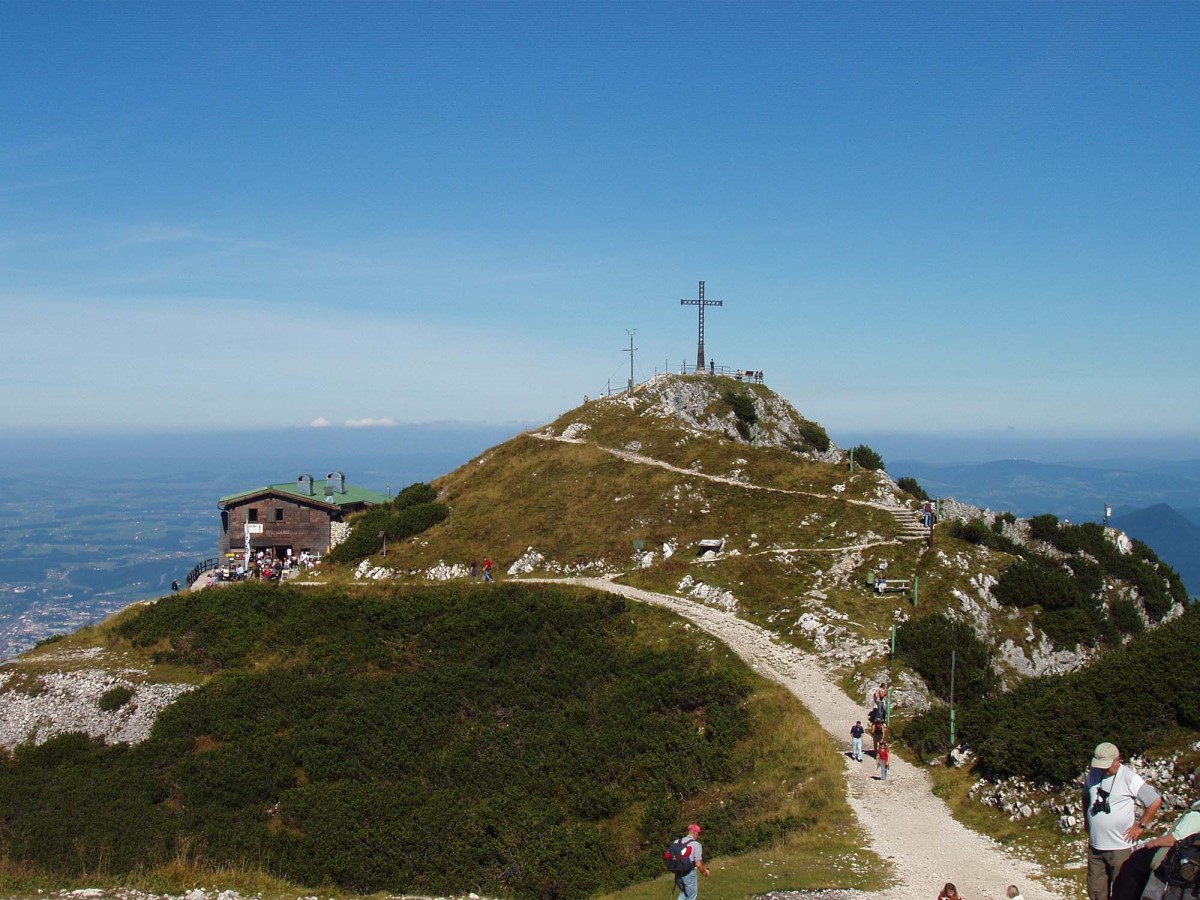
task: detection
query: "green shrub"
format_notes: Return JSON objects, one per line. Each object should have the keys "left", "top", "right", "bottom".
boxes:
{"left": 850, "top": 444, "right": 884, "bottom": 472}
{"left": 993, "top": 559, "right": 1082, "bottom": 612}
{"left": 721, "top": 389, "right": 757, "bottom": 426}
{"left": 1028, "top": 513, "right": 1060, "bottom": 543}
{"left": 950, "top": 518, "right": 992, "bottom": 546}
{"left": 328, "top": 491, "right": 449, "bottom": 563}
{"left": 972, "top": 605, "right": 1200, "bottom": 782}
{"left": 896, "top": 477, "right": 930, "bottom": 501}
{"left": 949, "top": 517, "right": 1024, "bottom": 555}
{"left": 393, "top": 482, "right": 437, "bottom": 510}
{"left": 894, "top": 614, "right": 996, "bottom": 704}
{"left": 98, "top": 685, "right": 134, "bottom": 712}
{"left": 1036, "top": 604, "right": 1104, "bottom": 649}
{"left": 797, "top": 420, "right": 831, "bottom": 453}
{"left": 901, "top": 705, "right": 953, "bottom": 761}
{"left": 1109, "top": 598, "right": 1145, "bottom": 636}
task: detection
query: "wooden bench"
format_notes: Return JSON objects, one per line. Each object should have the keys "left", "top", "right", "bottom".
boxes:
{"left": 874, "top": 579, "right": 911, "bottom": 595}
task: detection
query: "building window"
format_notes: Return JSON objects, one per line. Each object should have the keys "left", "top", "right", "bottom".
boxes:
{"left": 248, "top": 508, "right": 258, "bottom": 523}
{"left": 275, "top": 508, "right": 284, "bottom": 522}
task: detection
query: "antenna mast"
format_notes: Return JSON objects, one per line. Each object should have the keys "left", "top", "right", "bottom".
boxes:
{"left": 623, "top": 330, "right": 638, "bottom": 393}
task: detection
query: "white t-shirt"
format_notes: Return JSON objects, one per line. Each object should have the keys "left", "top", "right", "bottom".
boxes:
{"left": 1084, "top": 764, "right": 1161, "bottom": 850}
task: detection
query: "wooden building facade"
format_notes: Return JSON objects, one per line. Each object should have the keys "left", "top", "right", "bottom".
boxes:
{"left": 218, "top": 472, "right": 389, "bottom": 562}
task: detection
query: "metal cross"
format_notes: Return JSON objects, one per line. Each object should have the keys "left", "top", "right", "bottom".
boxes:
{"left": 680, "top": 281, "right": 723, "bottom": 371}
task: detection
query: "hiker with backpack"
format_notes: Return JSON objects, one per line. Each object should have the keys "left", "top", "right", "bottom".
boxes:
{"left": 664, "top": 823, "right": 710, "bottom": 900}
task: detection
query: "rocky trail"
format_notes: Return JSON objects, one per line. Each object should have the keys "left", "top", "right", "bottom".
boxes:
{"left": 521, "top": 576, "right": 1070, "bottom": 900}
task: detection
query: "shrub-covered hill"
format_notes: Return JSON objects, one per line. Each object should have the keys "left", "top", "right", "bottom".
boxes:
{"left": 0, "top": 582, "right": 856, "bottom": 899}
{"left": 334, "top": 374, "right": 1186, "bottom": 697}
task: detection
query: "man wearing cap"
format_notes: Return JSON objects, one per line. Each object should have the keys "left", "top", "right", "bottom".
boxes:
{"left": 673, "top": 823, "right": 711, "bottom": 900}
{"left": 1083, "top": 741, "right": 1162, "bottom": 900}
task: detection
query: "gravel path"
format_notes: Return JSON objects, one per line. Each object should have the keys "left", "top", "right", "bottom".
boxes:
{"left": 521, "top": 577, "right": 1067, "bottom": 900}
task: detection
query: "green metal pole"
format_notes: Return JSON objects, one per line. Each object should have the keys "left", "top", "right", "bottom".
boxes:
{"left": 949, "top": 649, "right": 957, "bottom": 747}
{"left": 913, "top": 575, "right": 919, "bottom": 607}
{"left": 849, "top": 447, "right": 855, "bottom": 472}
{"left": 890, "top": 623, "right": 896, "bottom": 658}
{"left": 886, "top": 687, "right": 892, "bottom": 726}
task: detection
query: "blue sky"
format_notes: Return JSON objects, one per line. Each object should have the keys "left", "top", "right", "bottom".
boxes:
{"left": 2, "top": 2, "right": 1198, "bottom": 451}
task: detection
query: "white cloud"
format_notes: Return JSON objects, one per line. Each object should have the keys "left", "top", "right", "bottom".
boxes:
{"left": 344, "top": 417, "right": 397, "bottom": 428}
{"left": 309, "top": 417, "right": 332, "bottom": 428}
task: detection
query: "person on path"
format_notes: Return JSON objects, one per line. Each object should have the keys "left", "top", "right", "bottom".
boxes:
{"left": 871, "top": 717, "right": 886, "bottom": 755}
{"left": 850, "top": 720, "right": 865, "bottom": 762}
{"left": 469, "top": 560, "right": 478, "bottom": 580}
{"left": 482, "top": 557, "right": 493, "bottom": 582}
{"left": 876, "top": 740, "right": 890, "bottom": 781}
{"left": 1006, "top": 886, "right": 1025, "bottom": 900}
{"left": 937, "top": 884, "right": 962, "bottom": 900}
{"left": 1084, "top": 741, "right": 1162, "bottom": 900}
{"left": 171, "top": 579, "right": 179, "bottom": 593}
{"left": 873, "top": 682, "right": 888, "bottom": 721}
{"left": 672, "top": 823, "right": 710, "bottom": 900}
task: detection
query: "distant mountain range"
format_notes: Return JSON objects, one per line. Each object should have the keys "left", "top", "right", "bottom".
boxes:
{"left": 1109, "top": 504, "right": 1200, "bottom": 598}
{"left": 892, "top": 457, "right": 1200, "bottom": 596}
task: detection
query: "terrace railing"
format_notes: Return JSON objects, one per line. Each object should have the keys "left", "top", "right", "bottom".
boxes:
{"left": 185, "top": 557, "right": 221, "bottom": 587}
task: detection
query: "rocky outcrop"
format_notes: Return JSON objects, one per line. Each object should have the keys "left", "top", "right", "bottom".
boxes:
{"left": 968, "top": 744, "right": 1200, "bottom": 832}
{"left": 0, "top": 665, "right": 194, "bottom": 749}
{"left": 595, "top": 373, "right": 845, "bottom": 460}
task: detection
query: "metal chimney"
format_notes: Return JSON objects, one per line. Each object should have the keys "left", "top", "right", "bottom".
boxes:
{"left": 326, "top": 471, "right": 346, "bottom": 494}
{"left": 297, "top": 474, "right": 314, "bottom": 496}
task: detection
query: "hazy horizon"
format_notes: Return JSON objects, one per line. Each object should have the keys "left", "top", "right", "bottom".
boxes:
{"left": 4, "top": 422, "right": 1197, "bottom": 472}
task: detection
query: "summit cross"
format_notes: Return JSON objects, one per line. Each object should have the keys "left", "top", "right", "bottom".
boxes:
{"left": 680, "top": 280, "right": 723, "bottom": 371}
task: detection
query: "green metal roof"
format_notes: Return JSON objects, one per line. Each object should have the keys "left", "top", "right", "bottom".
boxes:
{"left": 219, "top": 478, "right": 391, "bottom": 509}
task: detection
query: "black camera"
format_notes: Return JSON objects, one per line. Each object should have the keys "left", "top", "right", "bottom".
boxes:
{"left": 1091, "top": 787, "right": 1111, "bottom": 816}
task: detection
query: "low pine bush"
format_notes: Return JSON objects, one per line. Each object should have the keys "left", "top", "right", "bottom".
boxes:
{"left": 798, "top": 420, "right": 831, "bottom": 453}
{"left": 328, "top": 483, "right": 448, "bottom": 563}
{"left": 896, "top": 477, "right": 930, "bottom": 501}
{"left": 895, "top": 614, "right": 996, "bottom": 704}
{"left": 850, "top": 444, "right": 884, "bottom": 472}
{"left": 98, "top": 686, "right": 134, "bottom": 712}
{"left": 721, "top": 388, "right": 757, "bottom": 424}
{"left": 971, "top": 605, "right": 1200, "bottom": 782}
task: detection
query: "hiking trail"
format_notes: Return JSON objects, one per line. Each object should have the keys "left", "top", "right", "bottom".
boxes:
{"left": 520, "top": 576, "right": 1071, "bottom": 900}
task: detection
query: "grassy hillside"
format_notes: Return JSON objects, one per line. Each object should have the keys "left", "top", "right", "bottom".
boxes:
{"left": 0, "top": 582, "right": 876, "bottom": 899}
{"left": 312, "top": 376, "right": 1188, "bottom": 734}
